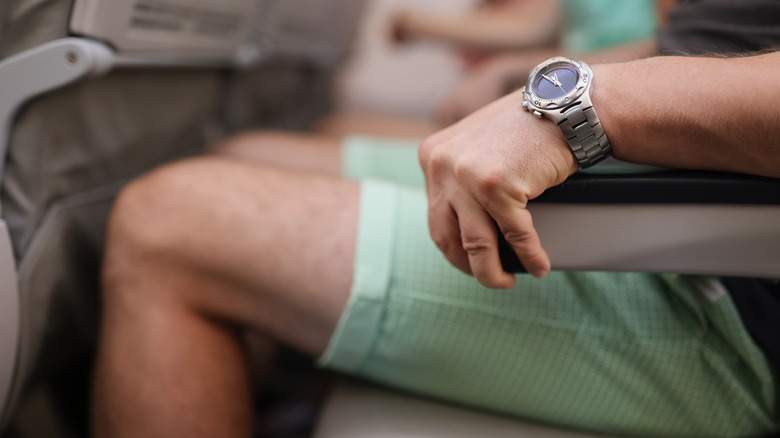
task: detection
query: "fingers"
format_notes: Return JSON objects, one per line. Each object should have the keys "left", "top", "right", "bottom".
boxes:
{"left": 493, "top": 207, "right": 550, "bottom": 278}
{"left": 427, "top": 203, "right": 472, "bottom": 276}
{"left": 427, "top": 182, "right": 517, "bottom": 288}
{"left": 429, "top": 197, "right": 549, "bottom": 287}
{"left": 455, "top": 199, "right": 517, "bottom": 288}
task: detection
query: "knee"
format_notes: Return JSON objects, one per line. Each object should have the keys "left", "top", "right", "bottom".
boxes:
{"left": 102, "top": 160, "right": 203, "bottom": 293}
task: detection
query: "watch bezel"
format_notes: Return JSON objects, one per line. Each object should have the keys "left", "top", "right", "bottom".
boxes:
{"left": 524, "top": 57, "right": 592, "bottom": 111}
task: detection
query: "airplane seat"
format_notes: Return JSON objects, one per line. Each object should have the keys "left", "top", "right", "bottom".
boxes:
{"left": 0, "top": 0, "right": 364, "bottom": 435}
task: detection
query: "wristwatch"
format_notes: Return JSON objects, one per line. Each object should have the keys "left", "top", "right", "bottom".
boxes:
{"left": 522, "top": 57, "right": 611, "bottom": 168}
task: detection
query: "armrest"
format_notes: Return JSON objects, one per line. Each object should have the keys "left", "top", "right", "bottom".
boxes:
{"left": 536, "top": 170, "right": 780, "bottom": 205}
{"left": 500, "top": 170, "right": 780, "bottom": 278}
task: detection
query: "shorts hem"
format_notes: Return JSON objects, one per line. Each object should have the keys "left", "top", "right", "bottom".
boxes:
{"left": 317, "top": 180, "right": 398, "bottom": 373}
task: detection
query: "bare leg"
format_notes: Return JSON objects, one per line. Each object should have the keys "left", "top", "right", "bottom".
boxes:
{"left": 208, "top": 130, "right": 343, "bottom": 176}
{"left": 315, "top": 111, "right": 439, "bottom": 138}
{"left": 93, "top": 157, "right": 359, "bottom": 437}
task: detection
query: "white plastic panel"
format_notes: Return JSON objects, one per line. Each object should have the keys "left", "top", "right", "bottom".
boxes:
{"left": 530, "top": 203, "right": 780, "bottom": 278}
{"left": 0, "top": 38, "right": 114, "bottom": 193}
{"left": 0, "top": 220, "right": 20, "bottom": 428}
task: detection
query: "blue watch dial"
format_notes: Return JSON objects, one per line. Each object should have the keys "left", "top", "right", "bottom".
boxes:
{"left": 532, "top": 64, "right": 579, "bottom": 100}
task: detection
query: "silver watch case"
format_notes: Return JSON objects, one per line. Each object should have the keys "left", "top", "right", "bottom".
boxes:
{"left": 521, "top": 57, "right": 593, "bottom": 124}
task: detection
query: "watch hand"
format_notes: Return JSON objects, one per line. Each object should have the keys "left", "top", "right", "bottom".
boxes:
{"left": 547, "top": 73, "right": 565, "bottom": 97}
{"left": 541, "top": 73, "right": 556, "bottom": 84}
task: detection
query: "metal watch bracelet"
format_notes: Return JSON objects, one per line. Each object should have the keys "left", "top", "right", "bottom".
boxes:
{"left": 557, "top": 103, "right": 611, "bottom": 168}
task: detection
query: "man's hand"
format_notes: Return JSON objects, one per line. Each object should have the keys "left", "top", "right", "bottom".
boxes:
{"left": 420, "top": 89, "right": 579, "bottom": 288}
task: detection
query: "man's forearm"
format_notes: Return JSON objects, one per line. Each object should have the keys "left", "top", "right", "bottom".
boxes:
{"left": 594, "top": 52, "right": 780, "bottom": 178}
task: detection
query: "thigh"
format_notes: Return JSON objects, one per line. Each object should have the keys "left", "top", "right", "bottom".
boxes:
{"left": 114, "top": 156, "right": 359, "bottom": 356}
{"left": 208, "top": 130, "right": 343, "bottom": 176}
{"left": 315, "top": 111, "right": 439, "bottom": 138}
{"left": 209, "top": 130, "right": 427, "bottom": 188}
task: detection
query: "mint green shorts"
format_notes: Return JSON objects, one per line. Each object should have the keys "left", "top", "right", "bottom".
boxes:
{"left": 319, "top": 136, "right": 778, "bottom": 437}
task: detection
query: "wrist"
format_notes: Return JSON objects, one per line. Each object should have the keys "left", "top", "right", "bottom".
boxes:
{"left": 522, "top": 57, "right": 612, "bottom": 170}
{"left": 510, "top": 89, "right": 579, "bottom": 183}
{"left": 588, "top": 63, "right": 625, "bottom": 162}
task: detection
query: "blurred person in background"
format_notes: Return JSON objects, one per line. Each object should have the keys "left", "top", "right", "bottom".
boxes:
{"left": 390, "top": 0, "right": 561, "bottom": 64}
{"left": 320, "top": 0, "right": 660, "bottom": 136}
{"left": 433, "top": 0, "right": 665, "bottom": 124}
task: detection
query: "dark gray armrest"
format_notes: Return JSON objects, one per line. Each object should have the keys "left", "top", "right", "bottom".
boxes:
{"left": 535, "top": 170, "right": 780, "bottom": 205}
{"left": 500, "top": 171, "right": 780, "bottom": 277}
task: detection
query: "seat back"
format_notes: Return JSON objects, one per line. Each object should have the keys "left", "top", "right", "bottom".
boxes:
{"left": 256, "top": 0, "right": 366, "bottom": 66}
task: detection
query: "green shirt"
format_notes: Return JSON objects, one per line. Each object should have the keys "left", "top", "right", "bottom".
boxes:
{"left": 562, "top": 0, "right": 656, "bottom": 53}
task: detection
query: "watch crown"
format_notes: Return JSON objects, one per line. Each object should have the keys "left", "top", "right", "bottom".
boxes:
{"left": 522, "top": 101, "right": 529, "bottom": 110}
{"left": 532, "top": 110, "right": 543, "bottom": 119}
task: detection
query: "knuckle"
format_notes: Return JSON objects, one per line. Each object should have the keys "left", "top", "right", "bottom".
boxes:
{"left": 430, "top": 231, "right": 450, "bottom": 251}
{"left": 461, "top": 235, "right": 494, "bottom": 256}
{"left": 425, "top": 147, "right": 450, "bottom": 177}
{"left": 428, "top": 224, "right": 455, "bottom": 253}
{"left": 452, "top": 158, "right": 506, "bottom": 195}
{"left": 452, "top": 157, "right": 478, "bottom": 182}
{"left": 501, "top": 215, "right": 536, "bottom": 248}
{"left": 420, "top": 131, "right": 445, "bottom": 154}
{"left": 501, "top": 227, "right": 533, "bottom": 248}
{"left": 472, "top": 169, "right": 505, "bottom": 195}
{"left": 419, "top": 139, "right": 443, "bottom": 172}
{"left": 418, "top": 137, "right": 433, "bottom": 163}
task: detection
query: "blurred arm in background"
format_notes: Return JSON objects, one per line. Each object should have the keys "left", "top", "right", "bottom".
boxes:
{"left": 319, "top": 0, "right": 666, "bottom": 138}
{"left": 391, "top": 0, "right": 561, "bottom": 53}
{"left": 317, "top": 0, "right": 562, "bottom": 139}
{"left": 435, "top": 38, "right": 657, "bottom": 125}
{"left": 435, "top": 0, "right": 669, "bottom": 124}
